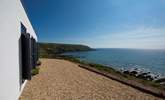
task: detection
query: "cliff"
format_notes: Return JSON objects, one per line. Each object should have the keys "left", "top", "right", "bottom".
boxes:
{"left": 39, "top": 42, "right": 93, "bottom": 58}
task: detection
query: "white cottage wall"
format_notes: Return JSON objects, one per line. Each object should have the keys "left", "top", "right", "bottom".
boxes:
{"left": 0, "top": 0, "right": 37, "bottom": 100}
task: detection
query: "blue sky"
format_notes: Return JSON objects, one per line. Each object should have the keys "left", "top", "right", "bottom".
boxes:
{"left": 23, "top": 0, "right": 165, "bottom": 49}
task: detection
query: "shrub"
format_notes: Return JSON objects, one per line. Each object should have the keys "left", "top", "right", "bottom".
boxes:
{"left": 37, "top": 60, "right": 41, "bottom": 66}
{"left": 32, "top": 67, "right": 40, "bottom": 75}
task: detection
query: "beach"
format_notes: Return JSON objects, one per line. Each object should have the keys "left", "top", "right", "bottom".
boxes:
{"left": 19, "top": 58, "right": 162, "bottom": 100}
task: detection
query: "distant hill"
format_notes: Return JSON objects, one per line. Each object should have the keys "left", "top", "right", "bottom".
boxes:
{"left": 39, "top": 42, "right": 93, "bottom": 58}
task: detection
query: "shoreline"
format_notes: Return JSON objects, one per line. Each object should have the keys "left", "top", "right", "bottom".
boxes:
{"left": 53, "top": 55, "right": 165, "bottom": 98}
{"left": 62, "top": 48, "right": 165, "bottom": 79}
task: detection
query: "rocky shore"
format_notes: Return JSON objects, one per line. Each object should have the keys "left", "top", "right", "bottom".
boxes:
{"left": 122, "top": 68, "right": 165, "bottom": 84}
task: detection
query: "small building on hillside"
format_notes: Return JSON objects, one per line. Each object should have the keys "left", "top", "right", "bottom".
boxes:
{"left": 0, "top": 0, "right": 38, "bottom": 100}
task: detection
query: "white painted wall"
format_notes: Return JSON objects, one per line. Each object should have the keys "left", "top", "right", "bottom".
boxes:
{"left": 0, "top": 0, "right": 37, "bottom": 100}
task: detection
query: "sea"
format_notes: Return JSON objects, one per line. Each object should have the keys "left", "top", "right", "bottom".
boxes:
{"left": 63, "top": 48, "right": 165, "bottom": 78}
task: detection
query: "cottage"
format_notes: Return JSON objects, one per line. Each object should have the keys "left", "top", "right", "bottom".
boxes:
{"left": 0, "top": 0, "right": 38, "bottom": 100}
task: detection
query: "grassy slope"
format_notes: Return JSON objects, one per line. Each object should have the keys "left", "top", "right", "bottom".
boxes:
{"left": 39, "top": 42, "right": 93, "bottom": 58}
{"left": 56, "top": 55, "right": 165, "bottom": 98}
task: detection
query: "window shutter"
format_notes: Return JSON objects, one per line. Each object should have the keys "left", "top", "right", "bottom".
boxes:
{"left": 21, "top": 33, "right": 32, "bottom": 80}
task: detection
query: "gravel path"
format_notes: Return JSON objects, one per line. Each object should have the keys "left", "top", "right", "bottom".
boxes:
{"left": 19, "top": 58, "right": 162, "bottom": 100}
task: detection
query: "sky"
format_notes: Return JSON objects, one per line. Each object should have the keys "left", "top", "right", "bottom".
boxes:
{"left": 23, "top": 0, "right": 165, "bottom": 49}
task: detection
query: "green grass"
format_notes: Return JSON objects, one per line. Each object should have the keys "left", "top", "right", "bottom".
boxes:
{"left": 32, "top": 67, "right": 40, "bottom": 76}
{"left": 39, "top": 42, "right": 93, "bottom": 58}
{"left": 55, "top": 55, "right": 164, "bottom": 90}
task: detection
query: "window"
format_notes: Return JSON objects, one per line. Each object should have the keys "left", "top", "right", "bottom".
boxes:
{"left": 20, "top": 23, "right": 32, "bottom": 80}
{"left": 31, "top": 37, "right": 38, "bottom": 69}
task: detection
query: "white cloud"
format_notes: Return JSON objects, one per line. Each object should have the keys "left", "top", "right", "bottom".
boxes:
{"left": 90, "top": 26, "right": 165, "bottom": 49}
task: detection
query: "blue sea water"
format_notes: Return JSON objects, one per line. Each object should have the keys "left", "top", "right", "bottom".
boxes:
{"left": 63, "top": 48, "right": 165, "bottom": 77}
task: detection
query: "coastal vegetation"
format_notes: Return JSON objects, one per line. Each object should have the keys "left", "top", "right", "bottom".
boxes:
{"left": 39, "top": 42, "right": 93, "bottom": 58}
{"left": 56, "top": 55, "right": 165, "bottom": 98}
{"left": 38, "top": 43, "right": 165, "bottom": 98}
{"left": 32, "top": 67, "right": 40, "bottom": 76}
{"left": 31, "top": 61, "right": 41, "bottom": 76}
